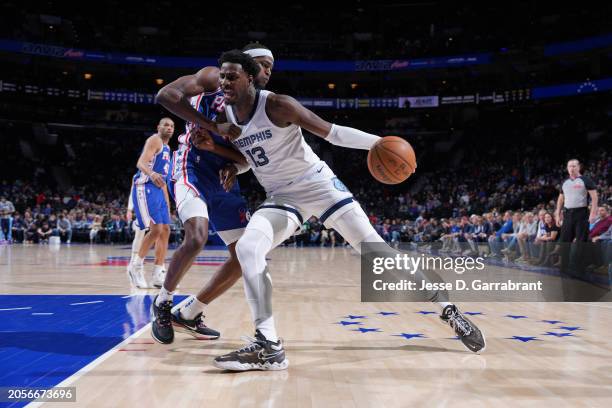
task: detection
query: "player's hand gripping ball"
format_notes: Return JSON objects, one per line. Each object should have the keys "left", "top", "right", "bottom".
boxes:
{"left": 367, "top": 136, "right": 416, "bottom": 184}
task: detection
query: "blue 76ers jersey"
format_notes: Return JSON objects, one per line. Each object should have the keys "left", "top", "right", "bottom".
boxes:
{"left": 171, "top": 88, "right": 241, "bottom": 197}
{"left": 134, "top": 143, "right": 171, "bottom": 186}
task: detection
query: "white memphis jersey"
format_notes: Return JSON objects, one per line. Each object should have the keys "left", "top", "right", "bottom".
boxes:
{"left": 225, "top": 90, "right": 321, "bottom": 193}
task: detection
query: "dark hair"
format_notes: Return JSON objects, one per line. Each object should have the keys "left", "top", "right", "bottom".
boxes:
{"left": 242, "top": 42, "right": 270, "bottom": 51}
{"left": 218, "top": 49, "right": 260, "bottom": 78}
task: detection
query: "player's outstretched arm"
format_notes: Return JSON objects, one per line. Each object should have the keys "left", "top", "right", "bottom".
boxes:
{"left": 267, "top": 94, "right": 380, "bottom": 150}
{"left": 156, "top": 67, "right": 240, "bottom": 139}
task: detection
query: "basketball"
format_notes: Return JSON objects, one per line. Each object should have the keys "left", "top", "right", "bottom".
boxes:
{"left": 367, "top": 136, "right": 416, "bottom": 184}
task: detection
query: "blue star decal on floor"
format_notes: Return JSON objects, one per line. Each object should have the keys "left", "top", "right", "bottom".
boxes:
{"left": 543, "top": 332, "right": 573, "bottom": 337}
{"left": 353, "top": 328, "right": 381, "bottom": 333}
{"left": 335, "top": 321, "right": 362, "bottom": 326}
{"left": 557, "top": 326, "right": 583, "bottom": 331}
{"left": 416, "top": 311, "right": 437, "bottom": 315}
{"left": 507, "top": 336, "right": 540, "bottom": 342}
{"left": 464, "top": 312, "right": 484, "bottom": 316}
{"left": 447, "top": 336, "right": 460, "bottom": 340}
{"left": 541, "top": 320, "right": 564, "bottom": 324}
{"left": 505, "top": 315, "right": 528, "bottom": 319}
{"left": 393, "top": 333, "right": 426, "bottom": 340}
{"left": 345, "top": 315, "right": 366, "bottom": 319}
{"left": 377, "top": 311, "right": 398, "bottom": 316}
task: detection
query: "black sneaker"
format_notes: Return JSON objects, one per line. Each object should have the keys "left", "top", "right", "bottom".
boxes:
{"left": 151, "top": 295, "right": 174, "bottom": 344}
{"left": 171, "top": 310, "right": 220, "bottom": 340}
{"left": 213, "top": 330, "right": 289, "bottom": 371}
{"left": 440, "top": 305, "right": 486, "bottom": 353}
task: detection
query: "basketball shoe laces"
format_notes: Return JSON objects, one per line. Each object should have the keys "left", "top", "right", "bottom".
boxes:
{"left": 157, "top": 302, "right": 173, "bottom": 327}
{"left": 448, "top": 310, "right": 472, "bottom": 336}
{"left": 192, "top": 313, "right": 210, "bottom": 329}
{"left": 236, "top": 335, "right": 266, "bottom": 353}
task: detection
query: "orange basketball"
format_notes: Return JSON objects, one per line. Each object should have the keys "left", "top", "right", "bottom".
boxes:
{"left": 367, "top": 136, "right": 416, "bottom": 184}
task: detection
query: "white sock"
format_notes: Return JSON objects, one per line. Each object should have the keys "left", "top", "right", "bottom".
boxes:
{"left": 133, "top": 255, "right": 144, "bottom": 266}
{"left": 257, "top": 316, "right": 278, "bottom": 343}
{"left": 156, "top": 286, "right": 174, "bottom": 305}
{"left": 438, "top": 302, "right": 452, "bottom": 311}
{"left": 180, "top": 296, "right": 206, "bottom": 320}
{"left": 154, "top": 264, "right": 165, "bottom": 274}
{"left": 131, "top": 229, "right": 145, "bottom": 263}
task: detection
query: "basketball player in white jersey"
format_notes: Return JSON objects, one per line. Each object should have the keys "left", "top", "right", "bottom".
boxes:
{"left": 210, "top": 50, "right": 485, "bottom": 371}
{"left": 149, "top": 44, "right": 273, "bottom": 344}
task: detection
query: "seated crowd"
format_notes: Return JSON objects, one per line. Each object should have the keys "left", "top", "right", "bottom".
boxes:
{"left": 1, "top": 180, "right": 609, "bottom": 276}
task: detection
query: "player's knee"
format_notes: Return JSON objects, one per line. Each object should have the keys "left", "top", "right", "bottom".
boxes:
{"left": 181, "top": 229, "right": 207, "bottom": 253}
{"left": 183, "top": 218, "right": 207, "bottom": 245}
{"left": 235, "top": 237, "right": 252, "bottom": 264}
{"left": 235, "top": 235, "right": 263, "bottom": 271}
{"left": 191, "top": 229, "right": 208, "bottom": 249}
{"left": 148, "top": 226, "right": 162, "bottom": 239}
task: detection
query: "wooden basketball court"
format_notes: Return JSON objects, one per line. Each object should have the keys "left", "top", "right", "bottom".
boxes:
{"left": 1, "top": 243, "right": 611, "bottom": 407}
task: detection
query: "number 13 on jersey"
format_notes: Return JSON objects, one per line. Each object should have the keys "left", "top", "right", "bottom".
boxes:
{"left": 245, "top": 147, "right": 269, "bottom": 167}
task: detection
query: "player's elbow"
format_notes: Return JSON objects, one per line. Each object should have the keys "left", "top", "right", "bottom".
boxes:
{"left": 155, "top": 86, "right": 180, "bottom": 106}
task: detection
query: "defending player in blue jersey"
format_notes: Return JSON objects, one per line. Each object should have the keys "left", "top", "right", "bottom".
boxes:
{"left": 128, "top": 117, "right": 174, "bottom": 289}
{"left": 150, "top": 44, "right": 274, "bottom": 344}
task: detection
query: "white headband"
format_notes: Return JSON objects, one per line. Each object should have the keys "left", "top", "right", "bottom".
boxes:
{"left": 243, "top": 48, "right": 274, "bottom": 61}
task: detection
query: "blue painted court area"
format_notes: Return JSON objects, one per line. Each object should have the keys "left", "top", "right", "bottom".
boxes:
{"left": 0, "top": 295, "right": 184, "bottom": 408}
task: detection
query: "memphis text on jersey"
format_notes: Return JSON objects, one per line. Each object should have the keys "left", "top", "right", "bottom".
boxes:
{"left": 233, "top": 129, "right": 273, "bottom": 148}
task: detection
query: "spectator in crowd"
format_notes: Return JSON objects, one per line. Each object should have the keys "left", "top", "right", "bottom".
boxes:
{"left": 390, "top": 219, "right": 402, "bottom": 246}
{"left": 440, "top": 218, "right": 459, "bottom": 252}
{"left": 89, "top": 215, "right": 103, "bottom": 244}
{"left": 532, "top": 209, "right": 548, "bottom": 259}
{"left": 515, "top": 212, "right": 538, "bottom": 264}
{"left": 57, "top": 213, "right": 72, "bottom": 243}
{"left": 42, "top": 203, "right": 53, "bottom": 217}
{"left": 0, "top": 196, "right": 15, "bottom": 242}
{"left": 320, "top": 227, "right": 337, "bottom": 247}
{"left": 586, "top": 206, "right": 611, "bottom": 280}
{"left": 11, "top": 212, "right": 26, "bottom": 243}
{"left": 589, "top": 206, "right": 612, "bottom": 242}
{"left": 501, "top": 212, "right": 523, "bottom": 260}
{"left": 532, "top": 213, "right": 560, "bottom": 266}
{"left": 466, "top": 215, "right": 491, "bottom": 256}
{"left": 309, "top": 219, "right": 323, "bottom": 246}
{"left": 37, "top": 221, "right": 53, "bottom": 244}
{"left": 108, "top": 213, "right": 126, "bottom": 243}
{"left": 454, "top": 216, "right": 474, "bottom": 255}
{"left": 422, "top": 218, "right": 443, "bottom": 243}
{"left": 25, "top": 213, "right": 38, "bottom": 243}
{"left": 489, "top": 211, "right": 513, "bottom": 257}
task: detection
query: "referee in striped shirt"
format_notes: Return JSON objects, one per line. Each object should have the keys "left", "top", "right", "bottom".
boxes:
{"left": 554, "top": 159, "right": 598, "bottom": 288}
{"left": 555, "top": 159, "right": 598, "bottom": 242}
